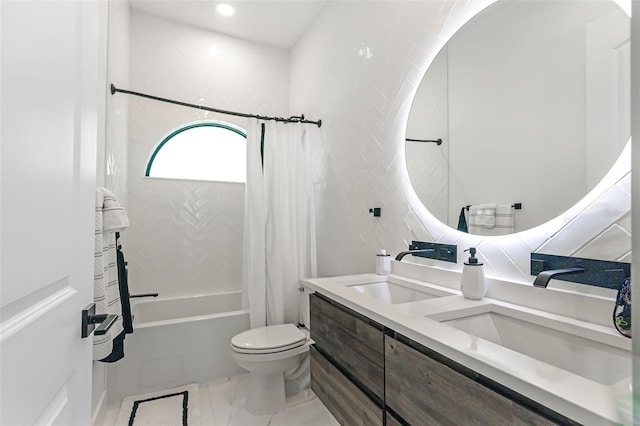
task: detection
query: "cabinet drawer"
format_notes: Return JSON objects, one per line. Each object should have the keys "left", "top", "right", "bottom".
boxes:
{"left": 385, "top": 411, "right": 407, "bottom": 426}
{"left": 385, "top": 336, "right": 559, "bottom": 426}
{"left": 309, "top": 293, "right": 385, "bottom": 399}
{"left": 311, "top": 346, "right": 383, "bottom": 426}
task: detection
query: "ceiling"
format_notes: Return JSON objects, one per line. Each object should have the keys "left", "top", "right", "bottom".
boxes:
{"left": 128, "top": 0, "right": 327, "bottom": 50}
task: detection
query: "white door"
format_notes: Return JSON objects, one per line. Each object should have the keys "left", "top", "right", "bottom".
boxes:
{"left": 1, "top": 1, "right": 100, "bottom": 425}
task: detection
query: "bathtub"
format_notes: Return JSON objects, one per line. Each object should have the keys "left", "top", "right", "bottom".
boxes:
{"left": 106, "top": 291, "right": 250, "bottom": 403}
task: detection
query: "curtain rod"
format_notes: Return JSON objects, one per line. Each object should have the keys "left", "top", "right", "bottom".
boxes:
{"left": 110, "top": 84, "right": 322, "bottom": 127}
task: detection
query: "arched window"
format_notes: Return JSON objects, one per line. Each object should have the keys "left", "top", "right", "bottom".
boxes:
{"left": 146, "top": 121, "right": 247, "bottom": 183}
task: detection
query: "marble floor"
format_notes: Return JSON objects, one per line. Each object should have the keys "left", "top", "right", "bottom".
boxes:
{"left": 101, "top": 374, "right": 340, "bottom": 426}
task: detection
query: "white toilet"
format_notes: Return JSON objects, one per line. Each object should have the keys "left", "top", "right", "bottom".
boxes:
{"left": 231, "top": 323, "right": 311, "bottom": 415}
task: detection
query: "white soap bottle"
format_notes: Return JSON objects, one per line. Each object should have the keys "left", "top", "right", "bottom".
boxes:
{"left": 376, "top": 249, "right": 391, "bottom": 275}
{"left": 460, "top": 247, "right": 487, "bottom": 299}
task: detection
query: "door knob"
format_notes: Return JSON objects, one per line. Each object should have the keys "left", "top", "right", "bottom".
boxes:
{"left": 81, "top": 303, "right": 117, "bottom": 338}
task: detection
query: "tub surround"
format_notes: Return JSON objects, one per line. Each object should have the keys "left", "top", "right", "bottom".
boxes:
{"left": 302, "top": 261, "right": 632, "bottom": 425}
{"left": 106, "top": 292, "right": 250, "bottom": 403}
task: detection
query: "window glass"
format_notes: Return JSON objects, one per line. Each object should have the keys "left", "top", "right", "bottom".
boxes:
{"left": 146, "top": 121, "right": 247, "bottom": 183}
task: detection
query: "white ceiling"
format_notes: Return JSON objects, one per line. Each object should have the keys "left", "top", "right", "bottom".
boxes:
{"left": 128, "top": 0, "right": 327, "bottom": 50}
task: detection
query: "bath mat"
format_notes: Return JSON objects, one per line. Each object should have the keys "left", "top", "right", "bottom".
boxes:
{"left": 115, "top": 384, "right": 201, "bottom": 426}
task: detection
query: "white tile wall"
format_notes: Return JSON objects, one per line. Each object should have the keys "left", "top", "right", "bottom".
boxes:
{"left": 125, "top": 11, "right": 289, "bottom": 297}
{"left": 290, "top": 0, "right": 631, "bottom": 284}
{"left": 105, "top": 0, "right": 129, "bottom": 205}
{"left": 114, "top": 1, "right": 631, "bottom": 297}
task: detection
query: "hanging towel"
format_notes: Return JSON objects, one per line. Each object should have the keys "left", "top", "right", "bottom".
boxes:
{"left": 494, "top": 203, "right": 515, "bottom": 234}
{"left": 468, "top": 203, "right": 514, "bottom": 236}
{"left": 116, "top": 232, "right": 133, "bottom": 334}
{"left": 457, "top": 207, "right": 468, "bottom": 233}
{"left": 469, "top": 204, "right": 496, "bottom": 228}
{"left": 94, "top": 187, "right": 130, "bottom": 362}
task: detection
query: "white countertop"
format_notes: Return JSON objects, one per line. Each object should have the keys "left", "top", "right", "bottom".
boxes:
{"left": 302, "top": 264, "right": 632, "bottom": 425}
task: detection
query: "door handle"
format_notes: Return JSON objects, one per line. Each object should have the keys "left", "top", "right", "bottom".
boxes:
{"left": 81, "top": 303, "right": 118, "bottom": 338}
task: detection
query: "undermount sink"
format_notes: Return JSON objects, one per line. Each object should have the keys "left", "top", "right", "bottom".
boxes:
{"left": 429, "top": 305, "right": 631, "bottom": 385}
{"left": 340, "top": 276, "right": 455, "bottom": 304}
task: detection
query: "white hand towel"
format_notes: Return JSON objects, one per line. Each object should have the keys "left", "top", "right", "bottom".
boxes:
{"left": 469, "top": 204, "right": 497, "bottom": 228}
{"left": 101, "top": 187, "right": 130, "bottom": 232}
{"left": 468, "top": 203, "right": 515, "bottom": 236}
{"left": 93, "top": 187, "right": 129, "bottom": 360}
{"left": 494, "top": 203, "right": 515, "bottom": 234}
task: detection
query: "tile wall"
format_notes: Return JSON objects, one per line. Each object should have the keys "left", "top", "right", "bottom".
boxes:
{"left": 290, "top": 0, "right": 631, "bottom": 284}
{"left": 125, "top": 11, "right": 289, "bottom": 297}
{"left": 112, "top": 0, "right": 631, "bottom": 295}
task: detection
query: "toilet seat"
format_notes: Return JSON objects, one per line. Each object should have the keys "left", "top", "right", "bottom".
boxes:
{"left": 231, "top": 324, "right": 307, "bottom": 354}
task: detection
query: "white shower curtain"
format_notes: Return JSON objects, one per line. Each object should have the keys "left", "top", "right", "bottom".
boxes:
{"left": 243, "top": 118, "right": 317, "bottom": 328}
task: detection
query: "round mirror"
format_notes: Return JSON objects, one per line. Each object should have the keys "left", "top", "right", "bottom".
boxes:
{"left": 406, "top": 0, "right": 630, "bottom": 235}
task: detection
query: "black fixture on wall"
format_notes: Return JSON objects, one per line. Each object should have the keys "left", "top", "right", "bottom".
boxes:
{"left": 530, "top": 253, "right": 630, "bottom": 289}
{"left": 464, "top": 203, "right": 522, "bottom": 211}
{"left": 399, "top": 240, "right": 458, "bottom": 264}
{"left": 369, "top": 207, "right": 381, "bottom": 217}
{"left": 405, "top": 138, "right": 443, "bottom": 145}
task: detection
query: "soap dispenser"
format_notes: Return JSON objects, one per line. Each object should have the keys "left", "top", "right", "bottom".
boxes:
{"left": 376, "top": 249, "right": 391, "bottom": 275}
{"left": 460, "top": 247, "right": 487, "bottom": 299}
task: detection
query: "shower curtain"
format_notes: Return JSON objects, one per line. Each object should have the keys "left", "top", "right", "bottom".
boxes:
{"left": 242, "top": 118, "right": 318, "bottom": 328}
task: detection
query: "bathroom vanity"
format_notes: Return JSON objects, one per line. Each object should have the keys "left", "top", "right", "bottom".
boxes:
{"left": 304, "top": 262, "right": 632, "bottom": 425}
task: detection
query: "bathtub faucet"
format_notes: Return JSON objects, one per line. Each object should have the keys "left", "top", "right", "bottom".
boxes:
{"left": 130, "top": 293, "right": 159, "bottom": 298}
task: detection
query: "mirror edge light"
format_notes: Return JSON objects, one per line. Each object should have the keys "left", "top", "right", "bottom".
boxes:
{"left": 401, "top": 0, "right": 631, "bottom": 282}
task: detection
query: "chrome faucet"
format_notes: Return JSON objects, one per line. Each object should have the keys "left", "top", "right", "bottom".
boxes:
{"left": 395, "top": 249, "right": 435, "bottom": 261}
{"left": 533, "top": 267, "right": 585, "bottom": 288}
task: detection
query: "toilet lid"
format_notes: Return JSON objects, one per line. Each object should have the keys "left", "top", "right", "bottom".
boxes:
{"left": 231, "top": 324, "right": 307, "bottom": 354}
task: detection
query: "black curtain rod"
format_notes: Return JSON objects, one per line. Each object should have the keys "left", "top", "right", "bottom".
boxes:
{"left": 110, "top": 84, "right": 322, "bottom": 127}
{"left": 406, "top": 138, "right": 442, "bottom": 145}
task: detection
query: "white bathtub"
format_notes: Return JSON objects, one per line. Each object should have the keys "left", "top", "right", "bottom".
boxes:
{"left": 106, "top": 291, "right": 250, "bottom": 403}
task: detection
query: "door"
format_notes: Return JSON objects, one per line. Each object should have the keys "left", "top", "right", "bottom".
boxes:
{"left": 1, "top": 1, "right": 100, "bottom": 425}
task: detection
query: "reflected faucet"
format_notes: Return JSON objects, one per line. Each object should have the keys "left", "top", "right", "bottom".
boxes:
{"left": 395, "top": 249, "right": 435, "bottom": 261}
{"left": 533, "top": 267, "right": 585, "bottom": 288}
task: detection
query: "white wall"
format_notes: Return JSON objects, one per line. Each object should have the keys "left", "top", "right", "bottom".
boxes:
{"left": 290, "top": 0, "right": 631, "bottom": 283}
{"left": 630, "top": 1, "right": 640, "bottom": 422}
{"left": 92, "top": 0, "right": 129, "bottom": 422}
{"left": 126, "top": 10, "right": 289, "bottom": 298}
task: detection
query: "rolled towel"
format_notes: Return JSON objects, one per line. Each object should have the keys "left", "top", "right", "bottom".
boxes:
{"left": 494, "top": 203, "right": 515, "bottom": 233}
{"left": 469, "top": 204, "right": 496, "bottom": 228}
{"left": 100, "top": 187, "right": 129, "bottom": 232}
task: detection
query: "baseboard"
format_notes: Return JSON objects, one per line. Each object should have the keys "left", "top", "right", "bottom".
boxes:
{"left": 92, "top": 389, "right": 108, "bottom": 426}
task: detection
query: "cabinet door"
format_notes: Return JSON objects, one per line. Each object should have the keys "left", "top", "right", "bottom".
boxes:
{"left": 310, "top": 293, "right": 385, "bottom": 399}
{"left": 311, "top": 347, "right": 383, "bottom": 426}
{"left": 385, "top": 336, "right": 557, "bottom": 426}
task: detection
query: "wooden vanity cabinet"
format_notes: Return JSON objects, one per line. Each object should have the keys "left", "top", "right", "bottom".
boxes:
{"left": 309, "top": 292, "right": 577, "bottom": 426}
{"left": 309, "top": 293, "right": 384, "bottom": 425}
{"left": 385, "top": 334, "right": 570, "bottom": 426}
{"left": 310, "top": 346, "right": 383, "bottom": 425}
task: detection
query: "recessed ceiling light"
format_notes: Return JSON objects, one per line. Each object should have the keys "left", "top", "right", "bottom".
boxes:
{"left": 216, "top": 3, "right": 235, "bottom": 17}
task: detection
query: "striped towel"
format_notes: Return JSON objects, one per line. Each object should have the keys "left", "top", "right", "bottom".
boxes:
{"left": 93, "top": 187, "right": 129, "bottom": 360}
{"left": 468, "top": 203, "right": 514, "bottom": 235}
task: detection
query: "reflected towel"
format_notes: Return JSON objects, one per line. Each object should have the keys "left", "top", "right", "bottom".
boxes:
{"left": 468, "top": 203, "right": 514, "bottom": 236}
{"left": 469, "top": 204, "right": 496, "bottom": 228}
{"left": 457, "top": 207, "right": 468, "bottom": 233}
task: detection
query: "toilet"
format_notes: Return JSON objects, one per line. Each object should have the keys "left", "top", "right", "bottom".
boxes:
{"left": 230, "top": 323, "right": 312, "bottom": 415}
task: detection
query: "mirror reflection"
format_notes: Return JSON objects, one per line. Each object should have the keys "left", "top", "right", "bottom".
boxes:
{"left": 406, "top": 0, "right": 629, "bottom": 235}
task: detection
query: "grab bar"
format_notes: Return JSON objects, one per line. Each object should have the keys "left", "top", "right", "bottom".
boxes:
{"left": 130, "top": 293, "right": 159, "bottom": 298}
